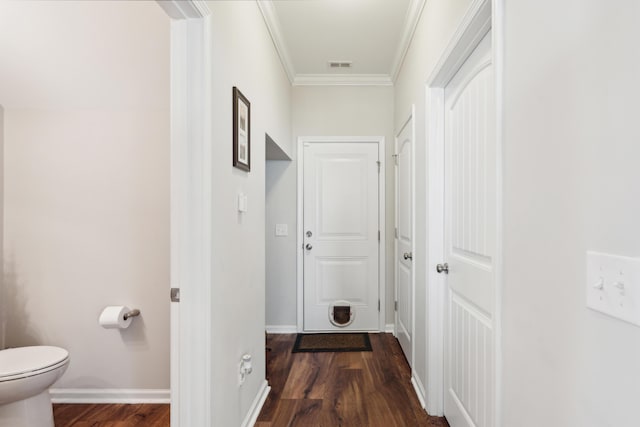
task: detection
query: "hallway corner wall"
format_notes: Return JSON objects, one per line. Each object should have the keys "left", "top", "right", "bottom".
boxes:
{"left": 266, "top": 158, "right": 297, "bottom": 330}
{"left": 207, "top": 1, "right": 292, "bottom": 425}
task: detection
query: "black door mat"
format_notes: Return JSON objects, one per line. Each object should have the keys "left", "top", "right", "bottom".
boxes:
{"left": 292, "top": 333, "right": 373, "bottom": 353}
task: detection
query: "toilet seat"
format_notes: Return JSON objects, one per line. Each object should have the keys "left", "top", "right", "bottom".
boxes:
{"left": 0, "top": 346, "right": 69, "bottom": 382}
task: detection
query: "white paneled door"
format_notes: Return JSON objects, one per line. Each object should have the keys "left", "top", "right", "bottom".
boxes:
{"left": 443, "top": 31, "right": 496, "bottom": 427}
{"left": 395, "top": 116, "right": 414, "bottom": 366}
{"left": 303, "top": 142, "right": 380, "bottom": 331}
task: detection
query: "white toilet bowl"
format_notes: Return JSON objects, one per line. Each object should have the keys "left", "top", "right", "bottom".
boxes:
{"left": 0, "top": 346, "right": 69, "bottom": 427}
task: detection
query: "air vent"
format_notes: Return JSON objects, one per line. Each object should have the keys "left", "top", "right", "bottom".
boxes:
{"left": 328, "top": 61, "right": 352, "bottom": 69}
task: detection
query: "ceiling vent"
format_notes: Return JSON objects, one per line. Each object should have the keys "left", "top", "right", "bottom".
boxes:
{"left": 329, "top": 61, "right": 352, "bottom": 69}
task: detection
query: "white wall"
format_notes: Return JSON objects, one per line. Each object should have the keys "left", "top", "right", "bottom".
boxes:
{"left": 265, "top": 85, "right": 394, "bottom": 331}
{"left": 266, "top": 159, "right": 297, "bottom": 329}
{"left": 206, "top": 1, "right": 291, "bottom": 425}
{"left": 502, "top": 1, "right": 640, "bottom": 426}
{"left": 393, "top": 0, "right": 472, "bottom": 403}
{"left": 0, "top": 105, "right": 3, "bottom": 350}
{"left": 0, "top": 1, "right": 170, "bottom": 391}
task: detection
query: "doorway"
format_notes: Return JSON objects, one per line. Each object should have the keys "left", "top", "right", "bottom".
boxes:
{"left": 0, "top": 0, "right": 173, "bottom": 410}
{"left": 158, "top": 1, "right": 212, "bottom": 425}
{"left": 394, "top": 109, "right": 415, "bottom": 367}
{"left": 296, "top": 137, "right": 386, "bottom": 332}
{"left": 442, "top": 30, "right": 496, "bottom": 427}
{"left": 426, "top": 0, "right": 501, "bottom": 424}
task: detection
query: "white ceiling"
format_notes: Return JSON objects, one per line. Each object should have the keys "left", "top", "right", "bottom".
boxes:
{"left": 259, "top": 0, "right": 425, "bottom": 86}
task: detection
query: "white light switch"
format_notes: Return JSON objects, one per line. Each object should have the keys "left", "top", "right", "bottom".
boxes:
{"left": 587, "top": 251, "right": 640, "bottom": 327}
{"left": 275, "top": 224, "right": 288, "bottom": 236}
{"left": 237, "top": 193, "right": 248, "bottom": 212}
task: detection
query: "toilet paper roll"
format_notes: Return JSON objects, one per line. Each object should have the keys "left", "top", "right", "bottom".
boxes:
{"left": 99, "top": 306, "right": 133, "bottom": 329}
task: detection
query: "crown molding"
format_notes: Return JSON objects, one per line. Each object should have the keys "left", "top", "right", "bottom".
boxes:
{"left": 257, "top": 0, "right": 296, "bottom": 84}
{"left": 390, "top": 0, "right": 426, "bottom": 82}
{"left": 293, "top": 74, "right": 393, "bottom": 87}
{"left": 257, "top": 0, "right": 423, "bottom": 86}
{"left": 157, "top": 0, "right": 210, "bottom": 19}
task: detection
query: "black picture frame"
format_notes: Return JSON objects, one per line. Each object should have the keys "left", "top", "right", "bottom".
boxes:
{"left": 232, "top": 87, "right": 251, "bottom": 172}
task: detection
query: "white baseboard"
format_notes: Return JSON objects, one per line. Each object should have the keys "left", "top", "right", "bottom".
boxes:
{"left": 241, "top": 380, "right": 270, "bottom": 427}
{"left": 411, "top": 373, "right": 427, "bottom": 410}
{"left": 385, "top": 323, "right": 395, "bottom": 334}
{"left": 266, "top": 325, "right": 297, "bottom": 334}
{"left": 50, "top": 388, "right": 170, "bottom": 404}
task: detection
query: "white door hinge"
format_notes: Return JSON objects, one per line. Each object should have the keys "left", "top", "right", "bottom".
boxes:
{"left": 394, "top": 227, "right": 398, "bottom": 239}
{"left": 377, "top": 160, "right": 381, "bottom": 173}
{"left": 394, "top": 301, "right": 398, "bottom": 311}
{"left": 378, "top": 230, "right": 380, "bottom": 241}
{"left": 378, "top": 300, "right": 381, "bottom": 312}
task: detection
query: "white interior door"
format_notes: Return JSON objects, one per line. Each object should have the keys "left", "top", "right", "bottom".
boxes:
{"left": 443, "top": 31, "right": 496, "bottom": 427}
{"left": 303, "top": 141, "right": 380, "bottom": 331}
{"left": 395, "top": 116, "right": 414, "bottom": 366}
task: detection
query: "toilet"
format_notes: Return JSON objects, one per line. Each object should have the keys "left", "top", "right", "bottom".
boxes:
{"left": 0, "top": 346, "right": 70, "bottom": 427}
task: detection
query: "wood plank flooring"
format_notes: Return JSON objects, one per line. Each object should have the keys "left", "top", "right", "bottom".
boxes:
{"left": 53, "top": 403, "right": 169, "bottom": 426}
{"left": 52, "top": 333, "right": 447, "bottom": 426}
{"left": 257, "top": 333, "right": 449, "bottom": 427}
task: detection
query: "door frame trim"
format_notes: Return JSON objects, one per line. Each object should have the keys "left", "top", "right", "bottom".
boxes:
{"left": 424, "top": 0, "right": 503, "bottom": 421}
{"left": 296, "top": 136, "right": 386, "bottom": 333}
{"left": 156, "top": 1, "right": 213, "bottom": 426}
{"left": 394, "top": 106, "right": 416, "bottom": 370}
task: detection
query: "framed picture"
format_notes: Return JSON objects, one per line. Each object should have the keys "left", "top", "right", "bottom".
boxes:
{"left": 233, "top": 87, "right": 251, "bottom": 171}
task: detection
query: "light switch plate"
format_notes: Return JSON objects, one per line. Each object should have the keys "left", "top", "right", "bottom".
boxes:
{"left": 587, "top": 251, "right": 640, "bottom": 327}
{"left": 237, "top": 193, "right": 248, "bottom": 213}
{"left": 275, "top": 224, "right": 288, "bottom": 236}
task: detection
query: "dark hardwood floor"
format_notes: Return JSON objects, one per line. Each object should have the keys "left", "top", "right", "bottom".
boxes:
{"left": 257, "top": 333, "right": 449, "bottom": 427}
{"left": 53, "top": 333, "right": 447, "bottom": 426}
{"left": 53, "top": 403, "right": 169, "bottom": 426}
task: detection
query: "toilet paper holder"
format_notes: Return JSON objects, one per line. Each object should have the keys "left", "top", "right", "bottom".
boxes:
{"left": 123, "top": 309, "right": 141, "bottom": 320}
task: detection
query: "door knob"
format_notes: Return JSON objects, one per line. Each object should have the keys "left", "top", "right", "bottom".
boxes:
{"left": 305, "top": 243, "right": 313, "bottom": 250}
{"left": 403, "top": 252, "right": 412, "bottom": 260}
{"left": 436, "top": 263, "right": 449, "bottom": 274}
